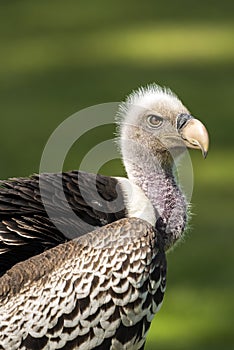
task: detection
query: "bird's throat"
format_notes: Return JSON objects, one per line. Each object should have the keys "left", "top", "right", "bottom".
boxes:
{"left": 125, "top": 159, "right": 188, "bottom": 250}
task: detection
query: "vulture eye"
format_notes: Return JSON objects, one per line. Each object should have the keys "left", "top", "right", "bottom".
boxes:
{"left": 147, "top": 115, "right": 163, "bottom": 128}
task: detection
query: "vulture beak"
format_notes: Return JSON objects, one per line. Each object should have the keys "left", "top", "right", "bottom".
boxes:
{"left": 177, "top": 114, "right": 209, "bottom": 158}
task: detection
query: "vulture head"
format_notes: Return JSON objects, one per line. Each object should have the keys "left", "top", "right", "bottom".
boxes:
{"left": 118, "top": 84, "right": 209, "bottom": 168}
{"left": 117, "top": 84, "right": 209, "bottom": 250}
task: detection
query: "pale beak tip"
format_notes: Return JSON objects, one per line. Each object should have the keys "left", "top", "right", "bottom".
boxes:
{"left": 202, "top": 150, "right": 208, "bottom": 159}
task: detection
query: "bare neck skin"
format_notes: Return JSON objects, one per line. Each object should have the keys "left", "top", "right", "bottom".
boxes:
{"left": 124, "top": 153, "right": 187, "bottom": 250}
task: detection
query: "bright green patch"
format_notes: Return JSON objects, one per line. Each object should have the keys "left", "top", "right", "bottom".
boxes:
{"left": 146, "top": 288, "right": 234, "bottom": 349}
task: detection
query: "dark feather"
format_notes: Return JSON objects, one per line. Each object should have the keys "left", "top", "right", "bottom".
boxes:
{"left": 0, "top": 171, "right": 126, "bottom": 276}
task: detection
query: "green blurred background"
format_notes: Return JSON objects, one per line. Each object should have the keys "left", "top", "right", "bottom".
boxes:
{"left": 0, "top": 0, "right": 233, "bottom": 349}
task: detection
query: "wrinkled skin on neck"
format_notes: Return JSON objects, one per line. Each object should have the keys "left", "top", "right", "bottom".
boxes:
{"left": 123, "top": 147, "right": 188, "bottom": 251}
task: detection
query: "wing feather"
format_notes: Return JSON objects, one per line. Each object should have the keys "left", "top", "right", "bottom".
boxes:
{"left": 0, "top": 217, "right": 166, "bottom": 350}
{"left": 0, "top": 171, "right": 126, "bottom": 276}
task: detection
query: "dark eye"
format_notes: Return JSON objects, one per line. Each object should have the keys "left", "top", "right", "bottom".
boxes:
{"left": 147, "top": 115, "right": 163, "bottom": 128}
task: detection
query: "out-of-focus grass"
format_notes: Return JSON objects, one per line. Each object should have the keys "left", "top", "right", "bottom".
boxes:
{"left": 147, "top": 288, "right": 234, "bottom": 350}
{"left": 0, "top": 1, "right": 233, "bottom": 349}
{"left": 1, "top": 24, "right": 234, "bottom": 76}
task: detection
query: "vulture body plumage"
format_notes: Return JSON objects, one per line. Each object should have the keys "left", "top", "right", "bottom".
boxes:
{"left": 0, "top": 84, "right": 209, "bottom": 350}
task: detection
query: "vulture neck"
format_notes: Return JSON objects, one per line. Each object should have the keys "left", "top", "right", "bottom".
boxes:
{"left": 124, "top": 154, "right": 187, "bottom": 250}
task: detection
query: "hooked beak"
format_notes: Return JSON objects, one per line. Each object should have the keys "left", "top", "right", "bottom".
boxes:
{"left": 177, "top": 114, "right": 209, "bottom": 158}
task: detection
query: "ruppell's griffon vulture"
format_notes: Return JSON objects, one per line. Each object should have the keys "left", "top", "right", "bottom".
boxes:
{"left": 0, "top": 84, "right": 209, "bottom": 350}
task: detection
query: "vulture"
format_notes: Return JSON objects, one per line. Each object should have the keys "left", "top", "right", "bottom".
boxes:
{"left": 0, "top": 84, "right": 209, "bottom": 350}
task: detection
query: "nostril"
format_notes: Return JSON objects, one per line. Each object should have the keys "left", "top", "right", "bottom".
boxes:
{"left": 176, "top": 114, "right": 193, "bottom": 130}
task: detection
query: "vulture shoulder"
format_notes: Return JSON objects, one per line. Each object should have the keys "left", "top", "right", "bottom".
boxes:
{"left": 0, "top": 217, "right": 166, "bottom": 350}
